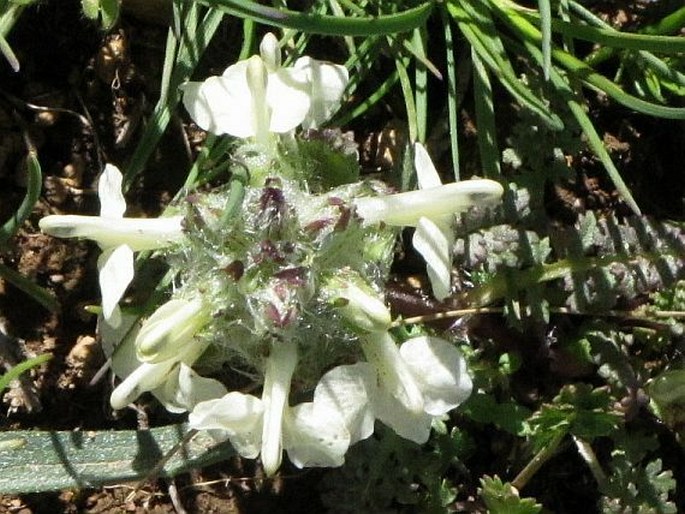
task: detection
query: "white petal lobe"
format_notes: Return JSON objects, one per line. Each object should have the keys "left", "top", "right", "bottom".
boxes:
{"left": 400, "top": 336, "right": 473, "bottom": 416}
{"left": 98, "top": 245, "right": 134, "bottom": 319}
{"left": 99, "top": 164, "right": 127, "bottom": 218}
{"left": 412, "top": 217, "right": 453, "bottom": 301}
{"left": 283, "top": 402, "right": 350, "bottom": 469}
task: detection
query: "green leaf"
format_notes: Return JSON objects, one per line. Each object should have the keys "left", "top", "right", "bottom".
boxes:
{"left": 0, "top": 31, "right": 19, "bottom": 71}
{"left": 439, "top": 4, "right": 461, "bottom": 179}
{"left": 538, "top": 0, "right": 551, "bottom": 80}
{"left": 0, "top": 353, "right": 52, "bottom": 394}
{"left": 479, "top": 475, "right": 543, "bottom": 514}
{"left": 0, "top": 262, "right": 60, "bottom": 312}
{"left": 0, "top": 140, "right": 42, "bottom": 248}
{"left": 528, "top": 384, "right": 621, "bottom": 451}
{"left": 291, "top": 131, "right": 359, "bottom": 188}
{"left": 81, "top": 0, "right": 99, "bottom": 19}
{"left": 0, "top": 424, "right": 234, "bottom": 494}
{"left": 462, "top": 392, "right": 532, "bottom": 436}
{"left": 80, "top": 0, "right": 118, "bottom": 27}
{"left": 601, "top": 453, "right": 677, "bottom": 514}
{"left": 100, "top": 0, "right": 120, "bottom": 29}
{"left": 193, "top": 0, "right": 433, "bottom": 36}
{"left": 472, "top": 48, "right": 501, "bottom": 178}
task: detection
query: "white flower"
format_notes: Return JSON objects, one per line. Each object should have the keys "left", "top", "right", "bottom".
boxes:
{"left": 316, "top": 332, "right": 473, "bottom": 444}
{"left": 293, "top": 56, "right": 349, "bottom": 130}
{"left": 107, "top": 297, "right": 224, "bottom": 413}
{"left": 353, "top": 143, "right": 504, "bottom": 300}
{"left": 181, "top": 33, "right": 348, "bottom": 144}
{"left": 39, "top": 164, "right": 184, "bottom": 319}
{"left": 189, "top": 340, "right": 350, "bottom": 475}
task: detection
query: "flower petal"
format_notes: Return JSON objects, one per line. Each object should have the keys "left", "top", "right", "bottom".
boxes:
{"left": 267, "top": 68, "right": 311, "bottom": 133}
{"left": 98, "top": 164, "right": 127, "bottom": 218}
{"left": 189, "top": 392, "right": 264, "bottom": 459}
{"left": 361, "top": 331, "right": 424, "bottom": 415}
{"left": 294, "top": 56, "right": 349, "bottom": 129}
{"left": 181, "top": 63, "right": 254, "bottom": 137}
{"left": 98, "top": 245, "right": 134, "bottom": 320}
{"left": 372, "top": 387, "right": 434, "bottom": 444}
{"left": 314, "top": 362, "right": 376, "bottom": 444}
{"left": 412, "top": 217, "right": 453, "bottom": 301}
{"left": 155, "top": 363, "right": 227, "bottom": 414}
{"left": 413, "top": 143, "right": 442, "bottom": 189}
{"left": 282, "top": 402, "right": 350, "bottom": 469}
{"left": 399, "top": 336, "right": 473, "bottom": 416}
{"left": 110, "top": 359, "right": 176, "bottom": 409}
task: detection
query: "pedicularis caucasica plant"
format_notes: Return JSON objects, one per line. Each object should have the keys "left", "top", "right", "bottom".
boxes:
{"left": 40, "top": 33, "right": 503, "bottom": 476}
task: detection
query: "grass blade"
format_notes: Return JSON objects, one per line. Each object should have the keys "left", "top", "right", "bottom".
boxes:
{"left": 0, "top": 354, "right": 52, "bottom": 394}
{"left": 0, "top": 263, "right": 60, "bottom": 312}
{"left": 472, "top": 48, "right": 500, "bottom": 178}
{"left": 440, "top": 4, "right": 461, "bottom": 180}
{"left": 538, "top": 0, "right": 552, "bottom": 80}
{"left": 194, "top": 0, "right": 433, "bottom": 36}
{"left": 0, "top": 136, "right": 41, "bottom": 247}
{"left": 0, "top": 424, "right": 235, "bottom": 494}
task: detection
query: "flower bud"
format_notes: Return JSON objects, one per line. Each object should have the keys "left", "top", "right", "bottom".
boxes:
{"left": 136, "top": 297, "right": 210, "bottom": 363}
{"left": 323, "top": 273, "right": 391, "bottom": 333}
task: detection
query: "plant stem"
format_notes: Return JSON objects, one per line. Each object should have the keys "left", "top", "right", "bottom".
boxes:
{"left": 512, "top": 430, "right": 566, "bottom": 490}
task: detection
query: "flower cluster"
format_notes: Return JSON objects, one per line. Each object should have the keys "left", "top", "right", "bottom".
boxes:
{"left": 40, "top": 34, "right": 503, "bottom": 476}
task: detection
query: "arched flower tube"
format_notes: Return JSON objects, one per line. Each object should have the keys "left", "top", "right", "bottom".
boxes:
{"left": 353, "top": 143, "right": 504, "bottom": 300}
{"left": 39, "top": 164, "right": 184, "bottom": 319}
{"left": 189, "top": 340, "right": 351, "bottom": 476}
{"left": 181, "top": 33, "right": 348, "bottom": 146}
{"left": 316, "top": 332, "right": 473, "bottom": 444}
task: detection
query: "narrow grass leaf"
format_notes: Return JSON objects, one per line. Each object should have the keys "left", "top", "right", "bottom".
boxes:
{"left": 333, "top": 69, "right": 399, "bottom": 126}
{"left": 194, "top": 0, "right": 433, "bottom": 36}
{"left": 412, "top": 27, "right": 428, "bottom": 143}
{"left": 440, "top": 4, "right": 460, "bottom": 180}
{"left": 520, "top": 39, "right": 642, "bottom": 214}
{"left": 472, "top": 48, "right": 500, "bottom": 179}
{"left": 0, "top": 141, "right": 41, "bottom": 247}
{"left": 494, "top": 5, "right": 685, "bottom": 120}
{"left": 0, "top": 263, "right": 60, "bottom": 312}
{"left": 0, "top": 424, "right": 235, "bottom": 494}
{"left": 393, "top": 44, "right": 418, "bottom": 143}
{"left": 0, "top": 354, "right": 52, "bottom": 394}
{"left": 538, "top": 0, "right": 552, "bottom": 80}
